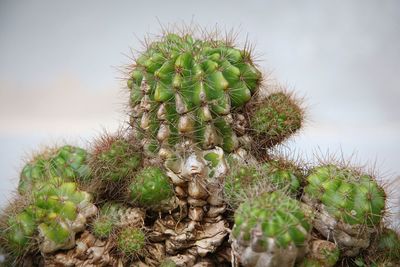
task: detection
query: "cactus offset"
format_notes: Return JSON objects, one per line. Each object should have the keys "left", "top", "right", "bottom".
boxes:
{"left": 231, "top": 191, "right": 312, "bottom": 267}
{"left": 303, "top": 165, "right": 386, "bottom": 256}
{"left": 18, "top": 145, "right": 90, "bottom": 194}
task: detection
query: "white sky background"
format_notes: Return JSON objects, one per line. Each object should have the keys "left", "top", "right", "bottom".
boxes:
{"left": 0, "top": 0, "right": 399, "bottom": 221}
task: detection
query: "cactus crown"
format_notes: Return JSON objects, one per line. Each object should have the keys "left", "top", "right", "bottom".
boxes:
{"left": 232, "top": 191, "right": 311, "bottom": 249}
{"left": 304, "top": 165, "right": 386, "bottom": 226}
{"left": 19, "top": 145, "right": 90, "bottom": 194}
{"left": 129, "top": 33, "right": 262, "bottom": 153}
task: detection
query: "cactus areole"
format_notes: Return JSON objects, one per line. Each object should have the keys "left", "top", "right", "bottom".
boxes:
{"left": 0, "top": 29, "right": 396, "bottom": 267}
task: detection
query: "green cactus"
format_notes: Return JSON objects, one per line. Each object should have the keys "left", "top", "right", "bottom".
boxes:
{"left": 224, "top": 159, "right": 301, "bottom": 208}
{"left": 3, "top": 211, "right": 36, "bottom": 253}
{"left": 249, "top": 91, "right": 303, "bottom": 148}
{"left": 91, "top": 202, "right": 123, "bottom": 238}
{"left": 128, "top": 33, "right": 262, "bottom": 153}
{"left": 374, "top": 228, "right": 400, "bottom": 261}
{"left": 231, "top": 191, "right": 311, "bottom": 266}
{"left": 129, "top": 166, "right": 174, "bottom": 211}
{"left": 1, "top": 178, "right": 96, "bottom": 255}
{"left": 232, "top": 191, "right": 311, "bottom": 249}
{"left": 304, "top": 165, "right": 386, "bottom": 227}
{"left": 90, "top": 135, "right": 141, "bottom": 182}
{"left": 18, "top": 145, "right": 90, "bottom": 194}
{"left": 116, "top": 226, "right": 146, "bottom": 256}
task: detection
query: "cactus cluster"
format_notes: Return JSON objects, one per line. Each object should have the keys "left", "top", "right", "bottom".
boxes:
{"left": 0, "top": 28, "right": 398, "bottom": 267}
{"left": 18, "top": 145, "right": 90, "bottom": 194}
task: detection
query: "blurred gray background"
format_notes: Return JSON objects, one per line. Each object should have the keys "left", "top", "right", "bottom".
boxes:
{"left": 0, "top": 0, "right": 399, "bottom": 222}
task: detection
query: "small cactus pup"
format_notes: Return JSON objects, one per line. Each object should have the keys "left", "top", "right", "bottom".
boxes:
{"left": 91, "top": 202, "right": 145, "bottom": 239}
{"left": 298, "top": 239, "right": 339, "bottom": 267}
{"left": 231, "top": 191, "right": 312, "bottom": 267}
{"left": 0, "top": 178, "right": 97, "bottom": 258}
{"left": 248, "top": 91, "right": 304, "bottom": 151}
{"left": 32, "top": 177, "right": 97, "bottom": 253}
{"left": 18, "top": 145, "right": 91, "bottom": 194}
{"left": 88, "top": 132, "right": 142, "bottom": 198}
{"left": 366, "top": 227, "right": 400, "bottom": 265}
{"left": 223, "top": 157, "right": 302, "bottom": 209}
{"left": 0, "top": 197, "right": 36, "bottom": 261}
{"left": 115, "top": 226, "right": 146, "bottom": 258}
{"left": 303, "top": 165, "right": 386, "bottom": 256}
{"left": 128, "top": 166, "right": 176, "bottom": 212}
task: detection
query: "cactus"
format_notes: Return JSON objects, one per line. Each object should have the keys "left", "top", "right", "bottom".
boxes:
{"left": 90, "top": 134, "right": 141, "bottom": 182}
{"left": 129, "top": 166, "right": 175, "bottom": 211}
{"left": 303, "top": 165, "right": 386, "bottom": 256}
{"left": 91, "top": 202, "right": 145, "bottom": 238}
{"left": 231, "top": 191, "right": 311, "bottom": 267}
{"left": 1, "top": 178, "right": 97, "bottom": 258}
{"left": 375, "top": 229, "right": 400, "bottom": 260}
{"left": 1, "top": 28, "right": 398, "bottom": 267}
{"left": 128, "top": 33, "right": 262, "bottom": 155}
{"left": 224, "top": 158, "right": 302, "bottom": 209}
{"left": 249, "top": 91, "right": 303, "bottom": 148}
{"left": 116, "top": 226, "right": 146, "bottom": 257}
{"left": 18, "top": 145, "right": 90, "bottom": 194}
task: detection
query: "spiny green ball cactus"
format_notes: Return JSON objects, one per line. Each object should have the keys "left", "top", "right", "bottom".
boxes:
{"left": 116, "top": 226, "right": 146, "bottom": 256}
{"left": 31, "top": 178, "right": 96, "bottom": 253}
{"left": 92, "top": 216, "right": 114, "bottom": 239}
{"left": 128, "top": 33, "right": 262, "bottom": 153}
{"left": 231, "top": 191, "right": 311, "bottom": 266}
{"left": 2, "top": 178, "right": 97, "bottom": 255}
{"left": 249, "top": 91, "right": 303, "bottom": 148}
{"left": 18, "top": 145, "right": 90, "bottom": 194}
{"left": 91, "top": 202, "right": 123, "bottom": 238}
{"left": 304, "top": 165, "right": 386, "bottom": 227}
{"left": 259, "top": 159, "right": 302, "bottom": 194}
{"left": 129, "top": 166, "right": 175, "bottom": 211}
{"left": 374, "top": 228, "right": 400, "bottom": 261}
{"left": 224, "top": 159, "right": 301, "bottom": 208}
{"left": 3, "top": 211, "right": 36, "bottom": 253}
{"left": 90, "top": 135, "right": 141, "bottom": 182}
